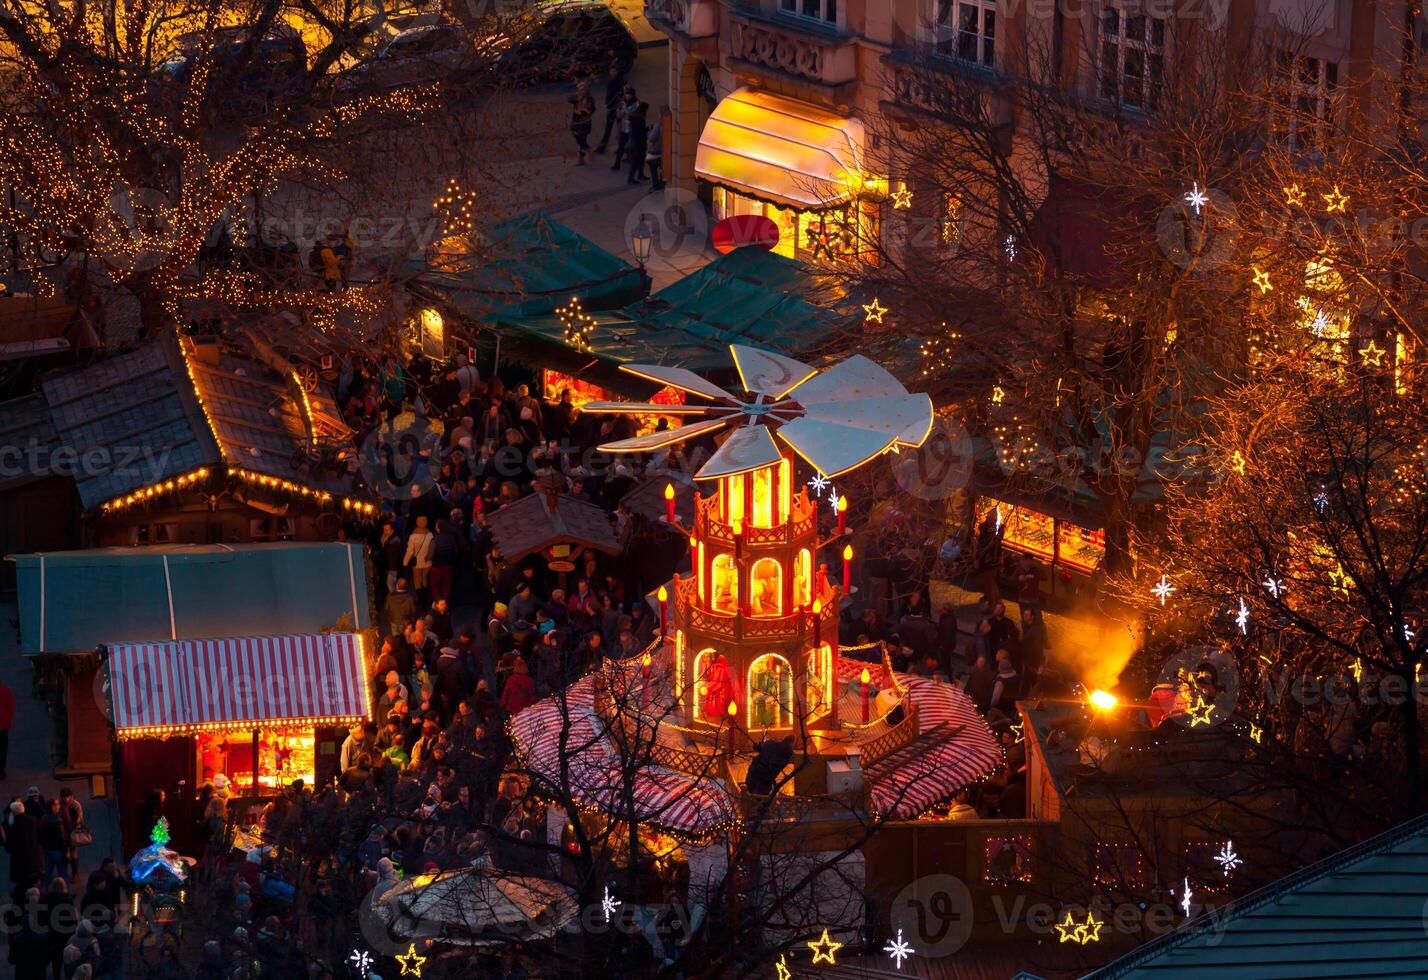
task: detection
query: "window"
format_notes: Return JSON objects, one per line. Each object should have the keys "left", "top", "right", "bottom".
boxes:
{"left": 781, "top": 0, "right": 837, "bottom": 24}
{"left": 674, "top": 630, "right": 686, "bottom": 700}
{"left": 722, "top": 473, "right": 745, "bottom": 524}
{"left": 748, "top": 654, "right": 795, "bottom": 728}
{"left": 1094, "top": 843, "right": 1148, "bottom": 887}
{"left": 751, "top": 557, "right": 783, "bottom": 617}
{"left": 795, "top": 549, "right": 813, "bottom": 608}
{"left": 1099, "top": 7, "right": 1164, "bottom": 110}
{"left": 751, "top": 459, "right": 790, "bottom": 527}
{"left": 1272, "top": 51, "right": 1339, "bottom": 149}
{"left": 711, "top": 553, "right": 738, "bottom": 614}
{"left": 803, "top": 643, "right": 833, "bottom": 718}
{"left": 985, "top": 836, "right": 1033, "bottom": 883}
{"left": 935, "top": 0, "right": 995, "bottom": 68}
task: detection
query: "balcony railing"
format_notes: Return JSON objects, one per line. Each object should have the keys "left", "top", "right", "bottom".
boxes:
{"left": 882, "top": 55, "right": 1013, "bottom": 129}
{"left": 727, "top": 6, "right": 858, "bottom": 89}
{"left": 695, "top": 492, "right": 816, "bottom": 547}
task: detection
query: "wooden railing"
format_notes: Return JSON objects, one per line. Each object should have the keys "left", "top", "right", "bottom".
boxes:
{"left": 860, "top": 700, "right": 921, "bottom": 766}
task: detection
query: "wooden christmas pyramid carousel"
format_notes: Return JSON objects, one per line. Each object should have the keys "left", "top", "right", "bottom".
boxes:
{"left": 509, "top": 346, "right": 1001, "bottom": 838}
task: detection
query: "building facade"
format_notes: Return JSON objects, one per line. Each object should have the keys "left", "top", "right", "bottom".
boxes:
{"left": 648, "top": 0, "right": 1419, "bottom": 263}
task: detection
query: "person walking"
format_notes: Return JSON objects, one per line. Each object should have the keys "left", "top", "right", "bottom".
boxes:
{"left": 626, "top": 101, "right": 649, "bottom": 184}
{"left": 403, "top": 515, "right": 434, "bottom": 600}
{"left": 39, "top": 798, "right": 66, "bottom": 887}
{"left": 568, "top": 80, "right": 595, "bottom": 165}
{"left": 610, "top": 85, "right": 636, "bottom": 169}
{"left": 646, "top": 108, "right": 666, "bottom": 190}
{"left": 0, "top": 679, "right": 13, "bottom": 780}
{"left": 428, "top": 520, "right": 459, "bottom": 603}
{"left": 595, "top": 62, "right": 626, "bottom": 154}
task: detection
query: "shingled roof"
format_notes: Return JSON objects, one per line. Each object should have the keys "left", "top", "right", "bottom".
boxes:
{"left": 41, "top": 340, "right": 216, "bottom": 509}
{"left": 1086, "top": 811, "right": 1428, "bottom": 979}
{"left": 487, "top": 491, "right": 620, "bottom": 563}
{"left": 4, "top": 334, "right": 357, "bottom": 511}
{"left": 0, "top": 392, "right": 59, "bottom": 491}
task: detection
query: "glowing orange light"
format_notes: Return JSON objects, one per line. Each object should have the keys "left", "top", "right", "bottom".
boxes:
{"left": 812, "top": 598, "right": 822, "bottom": 615}
{"left": 837, "top": 496, "right": 847, "bottom": 513}
{"left": 1089, "top": 690, "right": 1119, "bottom": 711}
{"left": 642, "top": 652, "right": 652, "bottom": 668}
{"left": 727, "top": 700, "right": 738, "bottom": 717}
{"left": 657, "top": 586, "right": 668, "bottom": 602}
{"left": 860, "top": 667, "right": 871, "bottom": 685}
{"left": 842, "top": 544, "right": 853, "bottom": 560}
{"left": 665, "top": 483, "right": 675, "bottom": 500}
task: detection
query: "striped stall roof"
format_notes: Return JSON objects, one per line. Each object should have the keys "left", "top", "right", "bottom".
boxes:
{"left": 105, "top": 633, "right": 370, "bottom": 737}
{"left": 862, "top": 673, "right": 1003, "bottom": 821}
{"left": 509, "top": 675, "right": 735, "bottom": 836}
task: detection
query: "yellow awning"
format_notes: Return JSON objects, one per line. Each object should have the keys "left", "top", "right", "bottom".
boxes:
{"left": 695, "top": 88, "right": 866, "bottom": 210}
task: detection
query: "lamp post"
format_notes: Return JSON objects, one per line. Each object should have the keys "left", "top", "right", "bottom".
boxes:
{"left": 632, "top": 217, "right": 654, "bottom": 272}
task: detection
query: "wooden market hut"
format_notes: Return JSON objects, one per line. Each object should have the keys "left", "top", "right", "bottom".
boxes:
{"left": 486, "top": 489, "right": 620, "bottom": 589}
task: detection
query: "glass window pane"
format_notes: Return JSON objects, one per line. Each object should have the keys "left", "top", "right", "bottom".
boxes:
{"left": 1150, "top": 17, "right": 1164, "bottom": 46}
{"left": 1126, "top": 14, "right": 1145, "bottom": 41}
{"left": 1103, "top": 8, "right": 1119, "bottom": 34}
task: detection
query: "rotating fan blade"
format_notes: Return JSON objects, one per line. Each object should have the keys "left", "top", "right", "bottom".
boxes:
{"left": 579, "top": 401, "right": 715, "bottom": 415}
{"left": 785, "top": 354, "right": 906, "bottom": 405}
{"left": 617, "top": 364, "right": 738, "bottom": 403}
{"left": 694, "top": 424, "right": 784, "bottom": 481}
{"left": 803, "top": 394, "right": 934, "bottom": 448}
{"left": 599, "top": 418, "right": 729, "bottom": 453}
{"left": 730, "top": 345, "right": 817, "bottom": 400}
{"left": 775, "top": 417, "right": 897, "bottom": 478}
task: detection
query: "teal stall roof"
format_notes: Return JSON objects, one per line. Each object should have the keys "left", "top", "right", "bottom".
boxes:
{"left": 9, "top": 542, "right": 370, "bottom": 654}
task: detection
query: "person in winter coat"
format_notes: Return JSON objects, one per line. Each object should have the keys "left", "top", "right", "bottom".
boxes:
{"left": 383, "top": 578, "right": 417, "bottom": 635}
{"left": 499, "top": 661, "right": 537, "bottom": 716}
{"left": 427, "top": 520, "right": 459, "bottom": 602}
{"left": 403, "top": 515, "right": 435, "bottom": 596}
{"left": 379, "top": 521, "right": 405, "bottom": 594}
{"left": 646, "top": 108, "right": 665, "bottom": 190}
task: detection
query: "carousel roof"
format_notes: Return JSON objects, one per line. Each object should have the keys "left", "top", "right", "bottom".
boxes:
{"left": 581, "top": 345, "right": 934, "bottom": 480}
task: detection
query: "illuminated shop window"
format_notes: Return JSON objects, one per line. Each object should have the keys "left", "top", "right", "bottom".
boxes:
{"left": 794, "top": 549, "right": 813, "bottom": 608}
{"left": 985, "top": 836, "right": 1033, "bottom": 883}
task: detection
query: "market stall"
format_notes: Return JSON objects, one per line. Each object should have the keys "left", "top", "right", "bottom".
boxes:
{"left": 976, "top": 497, "right": 1106, "bottom": 589}
{"left": 103, "top": 632, "right": 371, "bottom": 849}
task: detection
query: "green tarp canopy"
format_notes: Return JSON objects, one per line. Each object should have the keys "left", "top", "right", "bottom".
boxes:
{"left": 407, "top": 213, "right": 647, "bottom": 320}
{"left": 488, "top": 248, "right": 858, "bottom": 396}
{"left": 10, "top": 542, "right": 370, "bottom": 653}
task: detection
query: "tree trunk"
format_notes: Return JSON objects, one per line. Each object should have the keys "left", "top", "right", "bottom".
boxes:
{"left": 1100, "top": 493, "right": 1134, "bottom": 577}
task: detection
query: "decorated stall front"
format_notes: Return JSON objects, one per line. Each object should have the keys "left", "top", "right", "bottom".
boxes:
{"left": 103, "top": 632, "right": 371, "bottom": 850}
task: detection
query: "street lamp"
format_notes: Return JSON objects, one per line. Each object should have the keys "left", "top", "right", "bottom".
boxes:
{"left": 632, "top": 217, "right": 654, "bottom": 271}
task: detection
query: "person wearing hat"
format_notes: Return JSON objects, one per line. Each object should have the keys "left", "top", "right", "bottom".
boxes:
{"left": 487, "top": 602, "right": 511, "bottom": 666}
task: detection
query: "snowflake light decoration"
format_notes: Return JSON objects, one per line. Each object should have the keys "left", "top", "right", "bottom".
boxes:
{"left": 601, "top": 885, "right": 620, "bottom": 924}
{"left": 1310, "top": 309, "right": 1332, "bottom": 338}
{"left": 883, "top": 928, "right": 914, "bottom": 969}
{"left": 807, "top": 473, "right": 829, "bottom": 497}
{"left": 1003, "top": 235, "right": 1018, "bottom": 261}
{"left": 1231, "top": 597, "right": 1251, "bottom": 634}
{"left": 1214, "top": 840, "right": 1242, "bottom": 876}
{"left": 828, "top": 491, "right": 842, "bottom": 515}
{"left": 1184, "top": 182, "right": 1208, "bottom": 215}
{"left": 348, "top": 950, "right": 374, "bottom": 975}
{"left": 1179, "top": 877, "right": 1194, "bottom": 917}
{"left": 1152, "top": 575, "right": 1175, "bottom": 606}
{"left": 1262, "top": 575, "right": 1285, "bottom": 599}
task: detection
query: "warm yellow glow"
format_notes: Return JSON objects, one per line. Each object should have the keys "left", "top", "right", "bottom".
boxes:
{"left": 751, "top": 557, "right": 783, "bottom": 617}
{"left": 732, "top": 518, "right": 743, "bottom": 537}
{"left": 793, "top": 549, "right": 812, "bottom": 608}
{"left": 418, "top": 308, "right": 444, "bottom": 357}
{"left": 657, "top": 585, "right": 668, "bottom": 603}
{"left": 860, "top": 667, "right": 871, "bottom": 685}
{"left": 753, "top": 464, "right": 774, "bottom": 528}
{"left": 813, "top": 598, "right": 822, "bottom": 615}
{"left": 642, "top": 652, "right": 652, "bottom": 668}
{"left": 711, "top": 553, "right": 738, "bottom": 614}
{"left": 837, "top": 495, "right": 847, "bottom": 514}
{"left": 674, "top": 631, "right": 687, "bottom": 701}
{"left": 748, "top": 653, "right": 793, "bottom": 727}
{"left": 778, "top": 457, "right": 790, "bottom": 523}
{"left": 1089, "top": 690, "right": 1119, "bottom": 711}
{"left": 696, "top": 541, "right": 707, "bottom": 603}
{"left": 725, "top": 474, "right": 745, "bottom": 523}
{"left": 664, "top": 483, "right": 675, "bottom": 501}
{"left": 843, "top": 544, "right": 853, "bottom": 561}
{"left": 727, "top": 699, "right": 738, "bottom": 717}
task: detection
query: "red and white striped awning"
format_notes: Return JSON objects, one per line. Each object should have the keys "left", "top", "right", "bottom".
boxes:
{"left": 105, "top": 633, "right": 370, "bottom": 738}
{"left": 509, "top": 675, "right": 734, "bottom": 837}
{"left": 861, "top": 672, "right": 1003, "bottom": 821}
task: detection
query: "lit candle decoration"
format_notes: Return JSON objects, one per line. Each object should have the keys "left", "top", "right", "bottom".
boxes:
{"left": 664, "top": 482, "right": 676, "bottom": 523}
{"left": 657, "top": 585, "right": 668, "bottom": 639}
{"left": 842, "top": 543, "right": 853, "bottom": 591}
{"left": 727, "top": 699, "right": 738, "bottom": 755}
{"left": 836, "top": 494, "right": 847, "bottom": 535}
{"left": 812, "top": 598, "right": 822, "bottom": 650}
{"left": 641, "top": 650, "right": 653, "bottom": 708}
{"left": 861, "top": 666, "right": 872, "bottom": 723}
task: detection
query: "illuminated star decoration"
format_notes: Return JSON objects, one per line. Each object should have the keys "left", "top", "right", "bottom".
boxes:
{"left": 1054, "top": 910, "right": 1103, "bottom": 944}
{"left": 807, "top": 928, "right": 843, "bottom": 965}
{"left": 1249, "top": 721, "right": 1264, "bottom": 743}
{"left": 1310, "top": 309, "right": 1331, "bottom": 338}
{"left": 1214, "top": 840, "right": 1242, "bottom": 876}
{"left": 862, "top": 297, "right": 888, "bottom": 324}
{"left": 775, "top": 955, "right": 792, "bottom": 980}
{"left": 396, "top": 943, "right": 427, "bottom": 978}
{"left": 1360, "top": 340, "right": 1387, "bottom": 367}
{"left": 1009, "top": 720, "right": 1025, "bottom": 741}
{"left": 807, "top": 473, "right": 829, "bottom": 497}
{"left": 1323, "top": 184, "right": 1349, "bottom": 213}
{"left": 348, "top": 950, "right": 374, "bottom": 975}
{"left": 1283, "top": 183, "right": 1306, "bottom": 206}
{"left": 1152, "top": 575, "right": 1176, "bottom": 606}
{"left": 1312, "top": 487, "right": 1330, "bottom": 513}
{"left": 1184, "top": 182, "right": 1209, "bottom": 216}
{"left": 1251, "top": 267, "right": 1272, "bottom": 294}
{"left": 1054, "top": 911, "right": 1080, "bottom": 943}
{"left": 1003, "top": 234, "right": 1018, "bottom": 261}
{"left": 1231, "top": 597, "right": 1251, "bottom": 634}
{"left": 1187, "top": 695, "right": 1215, "bottom": 728}
{"left": 1263, "top": 574, "right": 1285, "bottom": 599}
{"left": 1179, "top": 877, "right": 1194, "bottom": 917}
{"left": 883, "top": 928, "right": 914, "bottom": 969}
{"left": 891, "top": 186, "right": 913, "bottom": 209}
{"left": 601, "top": 885, "right": 620, "bottom": 924}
